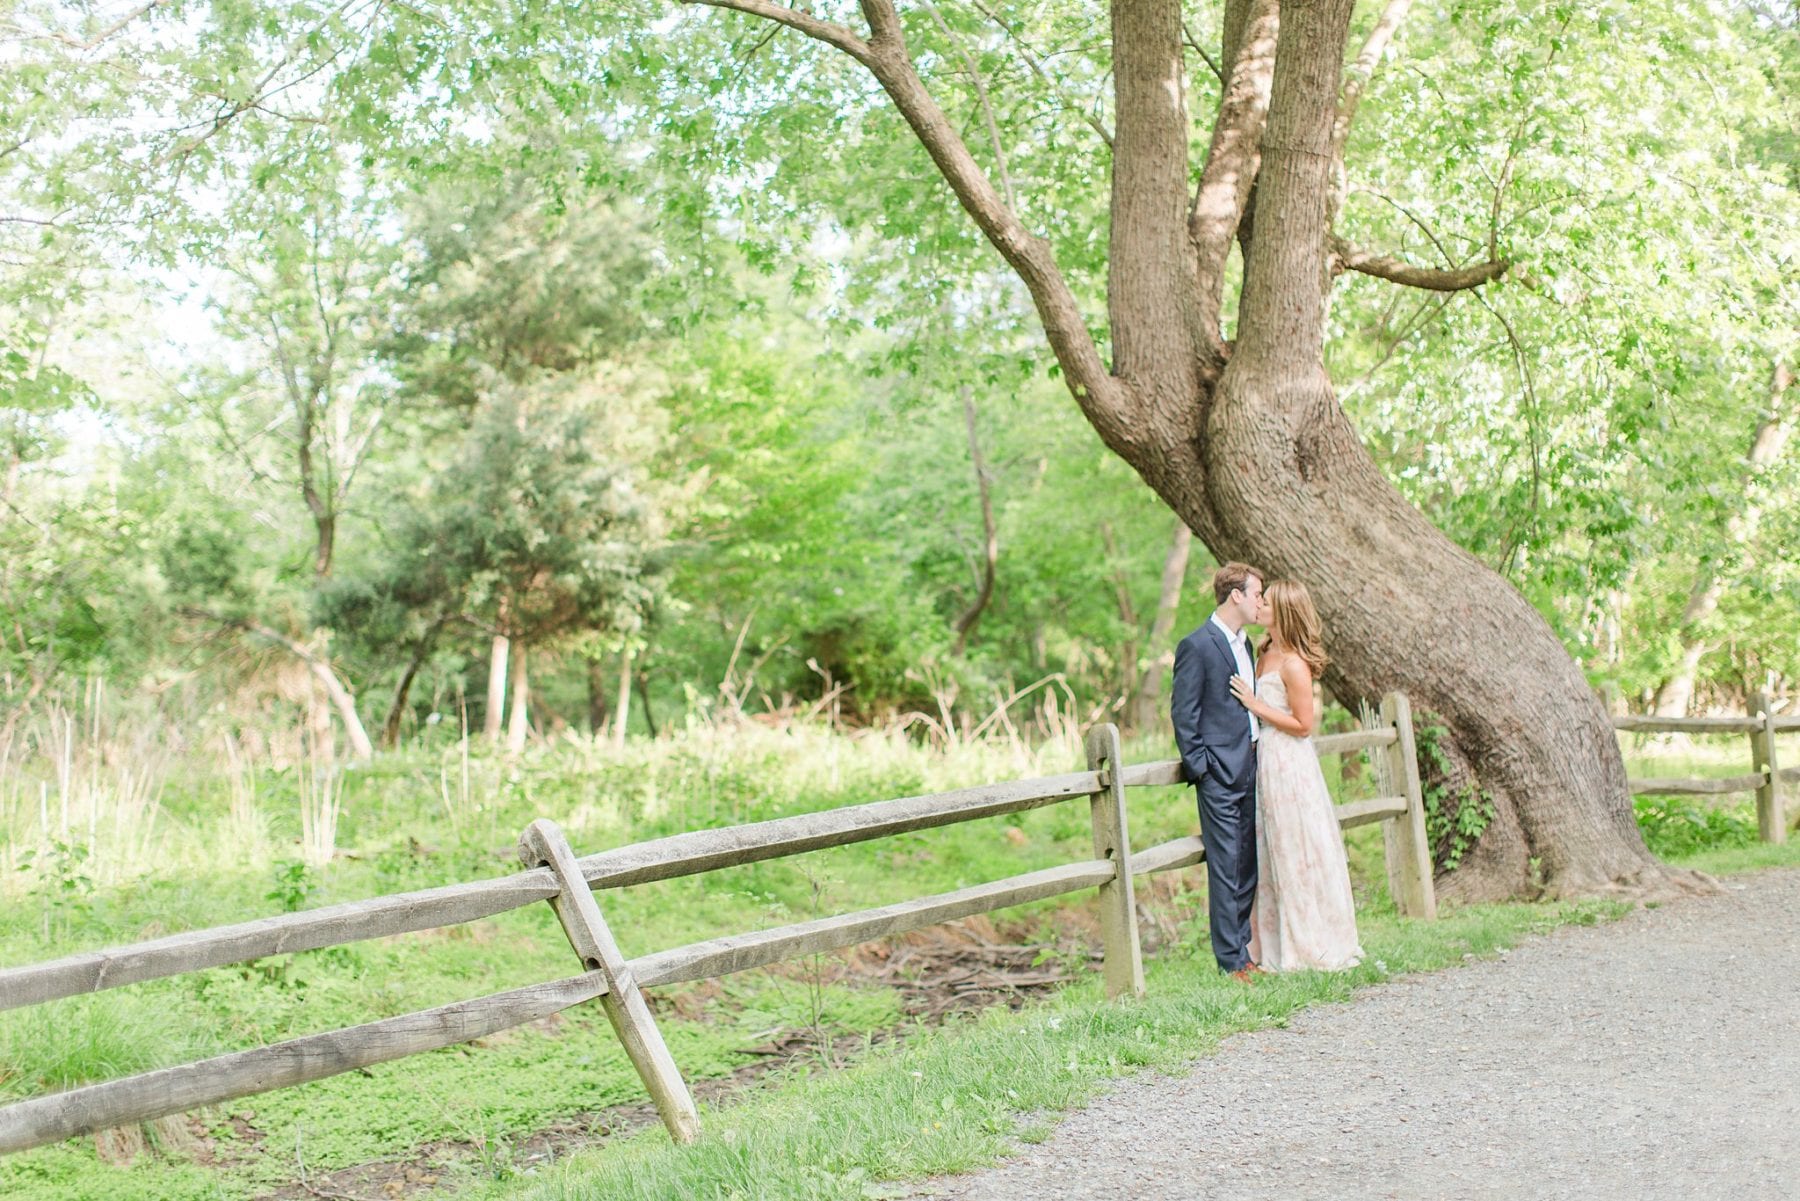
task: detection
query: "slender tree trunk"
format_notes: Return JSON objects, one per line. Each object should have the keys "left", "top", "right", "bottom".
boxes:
{"left": 587, "top": 656, "right": 611, "bottom": 734}
{"left": 951, "top": 387, "right": 998, "bottom": 654}
{"left": 312, "top": 513, "right": 336, "bottom": 581}
{"left": 1129, "top": 521, "right": 1193, "bottom": 729}
{"left": 484, "top": 634, "right": 509, "bottom": 741}
{"left": 306, "top": 679, "right": 336, "bottom": 768}
{"left": 613, "top": 648, "right": 633, "bottom": 748}
{"left": 1652, "top": 586, "right": 1719, "bottom": 719}
{"left": 505, "top": 643, "right": 530, "bottom": 752}
{"left": 1652, "top": 362, "right": 1793, "bottom": 717}
{"left": 314, "top": 659, "right": 374, "bottom": 761}
{"left": 238, "top": 620, "right": 374, "bottom": 761}
{"left": 382, "top": 620, "right": 446, "bottom": 750}
{"left": 635, "top": 669, "right": 657, "bottom": 739}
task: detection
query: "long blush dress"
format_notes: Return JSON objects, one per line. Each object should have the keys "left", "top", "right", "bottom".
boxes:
{"left": 1247, "top": 670, "right": 1364, "bottom": 972}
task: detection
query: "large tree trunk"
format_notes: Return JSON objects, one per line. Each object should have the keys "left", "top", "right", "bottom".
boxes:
{"left": 1162, "top": 0, "right": 1697, "bottom": 900}
{"left": 692, "top": 0, "right": 1709, "bottom": 900}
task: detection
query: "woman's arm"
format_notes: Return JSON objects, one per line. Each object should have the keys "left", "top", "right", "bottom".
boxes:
{"left": 1278, "top": 655, "right": 1317, "bottom": 737}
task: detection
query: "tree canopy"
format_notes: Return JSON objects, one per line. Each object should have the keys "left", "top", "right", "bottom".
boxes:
{"left": 0, "top": 2, "right": 1792, "bottom": 882}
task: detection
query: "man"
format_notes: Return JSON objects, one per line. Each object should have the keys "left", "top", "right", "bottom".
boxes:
{"left": 1171, "top": 562, "right": 1265, "bottom": 983}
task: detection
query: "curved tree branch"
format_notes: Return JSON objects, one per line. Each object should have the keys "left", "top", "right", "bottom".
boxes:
{"left": 686, "top": 0, "right": 872, "bottom": 60}
{"left": 1333, "top": 0, "right": 1414, "bottom": 160}
{"left": 683, "top": 0, "right": 1128, "bottom": 436}
{"left": 1181, "top": 19, "right": 1226, "bottom": 85}
{"left": 1330, "top": 237, "right": 1510, "bottom": 291}
{"left": 922, "top": 0, "right": 1016, "bottom": 211}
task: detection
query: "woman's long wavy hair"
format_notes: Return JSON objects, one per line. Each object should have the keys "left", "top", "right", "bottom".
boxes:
{"left": 1258, "top": 579, "right": 1330, "bottom": 679}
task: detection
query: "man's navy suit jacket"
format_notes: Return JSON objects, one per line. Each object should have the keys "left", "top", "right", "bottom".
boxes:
{"left": 1171, "top": 620, "right": 1256, "bottom": 792}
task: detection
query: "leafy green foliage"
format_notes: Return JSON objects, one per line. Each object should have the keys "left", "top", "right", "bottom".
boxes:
{"left": 264, "top": 859, "right": 316, "bottom": 913}
{"left": 1633, "top": 796, "right": 1760, "bottom": 858}
{"left": 1414, "top": 722, "right": 1496, "bottom": 873}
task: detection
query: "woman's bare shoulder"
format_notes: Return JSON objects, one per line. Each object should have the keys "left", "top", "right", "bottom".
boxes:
{"left": 1277, "top": 652, "right": 1312, "bottom": 687}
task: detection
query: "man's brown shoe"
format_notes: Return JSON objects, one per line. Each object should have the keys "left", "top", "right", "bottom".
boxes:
{"left": 1228, "top": 968, "right": 1258, "bottom": 985}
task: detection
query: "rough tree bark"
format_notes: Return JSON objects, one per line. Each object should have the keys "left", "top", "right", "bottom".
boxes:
{"left": 1652, "top": 362, "right": 1793, "bottom": 718}
{"left": 683, "top": 0, "right": 1708, "bottom": 900}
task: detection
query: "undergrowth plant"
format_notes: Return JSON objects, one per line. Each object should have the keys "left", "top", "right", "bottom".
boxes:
{"left": 1413, "top": 721, "right": 1495, "bottom": 873}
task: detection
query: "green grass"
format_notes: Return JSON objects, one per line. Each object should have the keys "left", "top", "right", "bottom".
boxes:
{"left": 0, "top": 724, "right": 1200, "bottom": 1200}
{"left": 461, "top": 825, "right": 1800, "bottom": 1201}
{"left": 465, "top": 898, "right": 1627, "bottom": 1201}
{"left": 1, "top": 720, "right": 1793, "bottom": 1201}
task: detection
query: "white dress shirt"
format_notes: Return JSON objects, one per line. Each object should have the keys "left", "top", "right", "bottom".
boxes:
{"left": 1209, "top": 612, "right": 1260, "bottom": 742}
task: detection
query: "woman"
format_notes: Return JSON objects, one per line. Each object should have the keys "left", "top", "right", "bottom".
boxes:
{"left": 1228, "top": 579, "right": 1363, "bottom": 972}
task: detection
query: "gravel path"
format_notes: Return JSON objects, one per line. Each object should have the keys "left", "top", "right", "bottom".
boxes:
{"left": 923, "top": 867, "right": 1800, "bottom": 1201}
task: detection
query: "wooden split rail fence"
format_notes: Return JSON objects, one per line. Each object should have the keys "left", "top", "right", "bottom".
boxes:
{"left": 1615, "top": 691, "right": 1798, "bottom": 843}
{"left": 0, "top": 690, "right": 1441, "bottom": 1154}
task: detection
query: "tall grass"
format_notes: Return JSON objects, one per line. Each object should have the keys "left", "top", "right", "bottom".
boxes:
{"left": 0, "top": 694, "right": 168, "bottom": 891}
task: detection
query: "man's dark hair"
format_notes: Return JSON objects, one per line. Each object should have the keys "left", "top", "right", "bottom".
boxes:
{"left": 1212, "top": 562, "right": 1265, "bottom": 607}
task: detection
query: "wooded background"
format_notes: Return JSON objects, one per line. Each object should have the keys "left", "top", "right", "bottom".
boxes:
{"left": 2, "top": 1, "right": 1794, "bottom": 834}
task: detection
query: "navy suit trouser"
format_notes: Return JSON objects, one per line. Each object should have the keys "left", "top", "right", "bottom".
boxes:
{"left": 1195, "top": 743, "right": 1258, "bottom": 973}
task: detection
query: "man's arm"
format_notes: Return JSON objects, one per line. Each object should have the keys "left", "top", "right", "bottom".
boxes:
{"left": 1170, "top": 635, "right": 1211, "bottom": 782}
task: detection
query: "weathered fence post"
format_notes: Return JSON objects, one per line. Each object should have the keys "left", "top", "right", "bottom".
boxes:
{"left": 1085, "top": 723, "right": 1145, "bottom": 999}
{"left": 1751, "top": 692, "right": 1785, "bottom": 844}
{"left": 1380, "top": 693, "right": 1438, "bottom": 920}
{"left": 518, "top": 818, "right": 700, "bottom": 1144}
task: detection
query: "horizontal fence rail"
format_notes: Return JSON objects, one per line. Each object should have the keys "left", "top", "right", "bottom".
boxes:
{"left": 0, "top": 773, "right": 1102, "bottom": 1014}
{"left": 572, "top": 771, "right": 1104, "bottom": 891}
{"left": 0, "top": 973, "right": 609, "bottom": 1156}
{"left": 1629, "top": 771, "right": 1796, "bottom": 797}
{"left": 0, "top": 692, "right": 1446, "bottom": 1155}
{"left": 633, "top": 860, "right": 1118, "bottom": 990}
{"left": 0, "top": 873, "right": 563, "bottom": 1013}
{"left": 1613, "top": 715, "right": 1800, "bottom": 735}
{"left": 1613, "top": 693, "right": 1792, "bottom": 844}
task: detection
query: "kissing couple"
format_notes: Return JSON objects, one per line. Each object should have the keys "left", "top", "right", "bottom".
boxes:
{"left": 1171, "top": 563, "right": 1363, "bottom": 982}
